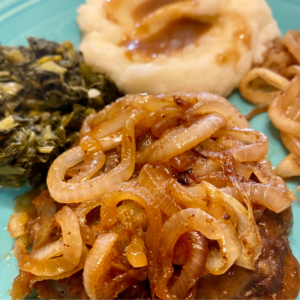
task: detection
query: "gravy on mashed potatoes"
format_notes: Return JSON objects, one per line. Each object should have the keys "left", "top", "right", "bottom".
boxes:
{"left": 78, "top": 0, "right": 279, "bottom": 96}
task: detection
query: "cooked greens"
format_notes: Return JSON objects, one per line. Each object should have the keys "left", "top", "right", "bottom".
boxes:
{"left": 0, "top": 37, "right": 121, "bottom": 188}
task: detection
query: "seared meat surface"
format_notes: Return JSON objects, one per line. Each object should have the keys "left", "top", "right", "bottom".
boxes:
{"left": 196, "top": 207, "right": 299, "bottom": 300}
{"left": 34, "top": 272, "right": 88, "bottom": 299}
{"left": 31, "top": 208, "right": 299, "bottom": 299}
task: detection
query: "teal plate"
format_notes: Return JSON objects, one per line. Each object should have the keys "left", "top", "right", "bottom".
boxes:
{"left": 0, "top": 0, "right": 300, "bottom": 299}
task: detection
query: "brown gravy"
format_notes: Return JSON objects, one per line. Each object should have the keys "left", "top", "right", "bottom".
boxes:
{"left": 216, "top": 48, "right": 241, "bottom": 66}
{"left": 122, "top": 18, "right": 212, "bottom": 60}
{"left": 132, "top": 0, "right": 186, "bottom": 22}
{"left": 216, "top": 16, "right": 252, "bottom": 66}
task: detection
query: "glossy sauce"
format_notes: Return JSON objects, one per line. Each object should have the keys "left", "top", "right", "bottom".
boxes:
{"left": 132, "top": 0, "right": 186, "bottom": 21}
{"left": 106, "top": 0, "right": 213, "bottom": 60}
{"left": 80, "top": 135, "right": 103, "bottom": 154}
{"left": 216, "top": 16, "right": 252, "bottom": 66}
{"left": 122, "top": 18, "right": 212, "bottom": 60}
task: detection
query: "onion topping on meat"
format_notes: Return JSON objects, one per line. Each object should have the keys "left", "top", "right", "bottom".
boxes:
{"left": 10, "top": 92, "right": 296, "bottom": 299}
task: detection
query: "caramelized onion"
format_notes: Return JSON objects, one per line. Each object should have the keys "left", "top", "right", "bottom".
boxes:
{"left": 79, "top": 96, "right": 132, "bottom": 138}
{"left": 8, "top": 212, "right": 29, "bottom": 238}
{"left": 116, "top": 200, "right": 148, "bottom": 229}
{"left": 132, "top": 93, "right": 178, "bottom": 111}
{"left": 239, "top": 67, "right": 290, "bottom": 105}
{"left": 138, "top": 164, "right": 181, "bottom": 216}
{"left": 68, "top": 151, "right": 105, "bottom": 183}
{"left": 235, "top": 162, "right": 253, "bottom": 178}
{"left": 214, "top": 128, "right": 269, "bottom": 162}
{"left": 215, "top": 133, "right": 243, "bottom": 149}
{"left": 31, "top": 239, "right": 63, "bottom": 261}
{"left": 68, "top": 136, "right": 105, "bottom": 183}
{"left": 48, "top": 109, "right": 148, "bottom": 203}
{"left": 282, "top": 29, "right": 300, "bottom": 64}
{"left": 84, "top": 231, "right": 138, "bottom": 300}
{"left": 202, "top": 182, "right": 258, "bottom": 270}
{"left": 149, "top": 114, "right": 226, "bottom": 163}
{"left": 90, "top": 108, "right": 134, "bottom": 140}
{"left": 83, "top": 233, "right": 119, "bottom": 299}
{"left": 84, "top": 94, "right": 176, "bottom": 140}
{"left": 98, "top": 131, "right": 123, "bottom": 151}
{"left": 18, "top": 206, "right": 82, "bottom": 276}
{"left": 32, "top": 190, "right": 57, "bottom": 223}
{"left": 281, "top": 131, "right": 300, "bottom": 155}
{"left": 12, "top": 91, "right": 297, "bottom": 298}
{"left": 244, "top": 106, "right": 269, "bottom": 120}
{"left": 268, "top": 73, "right": 300, "bottom": 136}
{"left": 248, "top": 159, "right": 286, "bottom": 189}
{"left": 275, "top": 153, "right": 300, "bottom": 178}
{"left": 176, "top": 180, "right": 255, "bottom": 270}
{"left": 75, "top": 197, "right": 102, "bottom": 245}
{"left": 195, "top": 154, "right": 263, "bottom": 271}
{"left": 185, "top": 93, "right": 249, "bottom": 128}
{"left": 137, "top": 107, "right": 182, "bottom": 129}
{"left": 168, "top": 178, "right": 246, "bottom": 238}
{"left": 13, "top": 235, "right": 30, "bottom": 260}
{"left": 193, "top": 156, "right": 221, "bottom": 173}
{"left": 280, "top": 64, "right": 300, "bottom": 78}
{"left": 126, "top": 234, "right": 148, "bottom": 268}
{"left": 31, "top": 216, "right": 59, "bottom": 252}
{"left": 170, "top": 232, "right": 207, "bottom": 299}
{"left": 31, "top": 245, "right": 89, "bottom": 283}
{"left": 100, "top": 182, "right": 162, "bottom": 294}
{"left": 241, "top": 182, "right": 295, "bottom": 213}
{"left": 10, "top": 270, "right": 34, "bottom": 300}
{"left": 137, "top": 125, "right": 186, "bottom": 165}
{"left": 156, "top": 208, "right": 241, "bottom": 299}
{"left": 166, "top": 178, "right": 207, "bottom": 210}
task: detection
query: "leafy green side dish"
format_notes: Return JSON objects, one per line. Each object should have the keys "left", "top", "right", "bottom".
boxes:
{"left": 0, "top": 37, "right": 121, "bottom": 188}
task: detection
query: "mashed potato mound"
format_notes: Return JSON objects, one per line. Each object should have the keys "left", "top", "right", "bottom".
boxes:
{"left": 78, "top": 0, "right": 279, "bottom": 97}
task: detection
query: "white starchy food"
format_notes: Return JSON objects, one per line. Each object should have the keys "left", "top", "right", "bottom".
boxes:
{"left": 77, "top": 0, "right": 279, "bottom": 97}
{"left": 88, "top": 88, "right": 101, "bottom": 98}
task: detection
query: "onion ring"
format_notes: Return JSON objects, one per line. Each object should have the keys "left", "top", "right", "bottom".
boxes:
{"left": 213, "top": 128, "right": 269, "bottom": 162}
{"left": 282, "top": 29, "right": 300, "bottom": 64}
{"left": 138, "top": 164, "right": 181, "bottom": 217}
{"left": 75, "top": 197, "right": 103, "bottom": 245}
{"left": 275, "top": 153, "right": 300, "bottom": 178}
{"left": 18, "top": 206, "right": 82, "bottom": 276}
{"left": 281, "top": 131, "right": 300, "bottom": 155}
{"left": 83, "top": 233, "right": 137, "bottom": 300}
{"left": 156, "top": 208, "right": 241, "bottom": 299}
{"left": 170, "top": 232, "right": 207, "bottom": 299}
{"left": 149, "top": 114, "right": 226, "bottom": 164}
{"left": 240, "top": 182, "right": 295, "bottom": 213}
{"left": 100, "top": 182, "right": 162, "bottom": 295}
{"left": 31, "top": 245, "right": 89, "bottom": 283}
{"left": 268, "top": 73, "right": 300, "bottom": 136}
{"left": 248, "top": 159, "right": 286, "bottom": 189}
{"left": 8, "top": 212, "right": 29, "bottom": 238}
{"left": 239, "top": 67, "right": 290, "bottom": 105}
{"left": 48, "top": 109, "right": 148, "bottom": 203}
{"left": 184, "top": 93, "right": 249, "bottom": 128}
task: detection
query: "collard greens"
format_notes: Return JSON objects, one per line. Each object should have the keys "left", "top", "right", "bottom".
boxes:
{"left": 0, "top": 37, "right": 121, "bottom": 187}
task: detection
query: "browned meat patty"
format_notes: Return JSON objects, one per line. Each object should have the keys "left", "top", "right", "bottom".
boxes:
{"left": 31, "top": 207, "right": 299, "bottom": 300}
{"left": 196, "top": 207, "right": 300, "bottom": 300}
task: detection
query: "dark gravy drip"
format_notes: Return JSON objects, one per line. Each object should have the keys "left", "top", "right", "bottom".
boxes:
{"left": 122, "top": 18, "right": 212, "bottom": 60}
{"left": 132, "top": 0, "right": 186, "bottom": 21}
{"left": 216, "top": 16, "right": 252, "bottom": 66}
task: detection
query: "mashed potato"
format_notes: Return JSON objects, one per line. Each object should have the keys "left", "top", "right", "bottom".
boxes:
{"left": 77, "top": 0, "right": 279, "bottom": 97}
